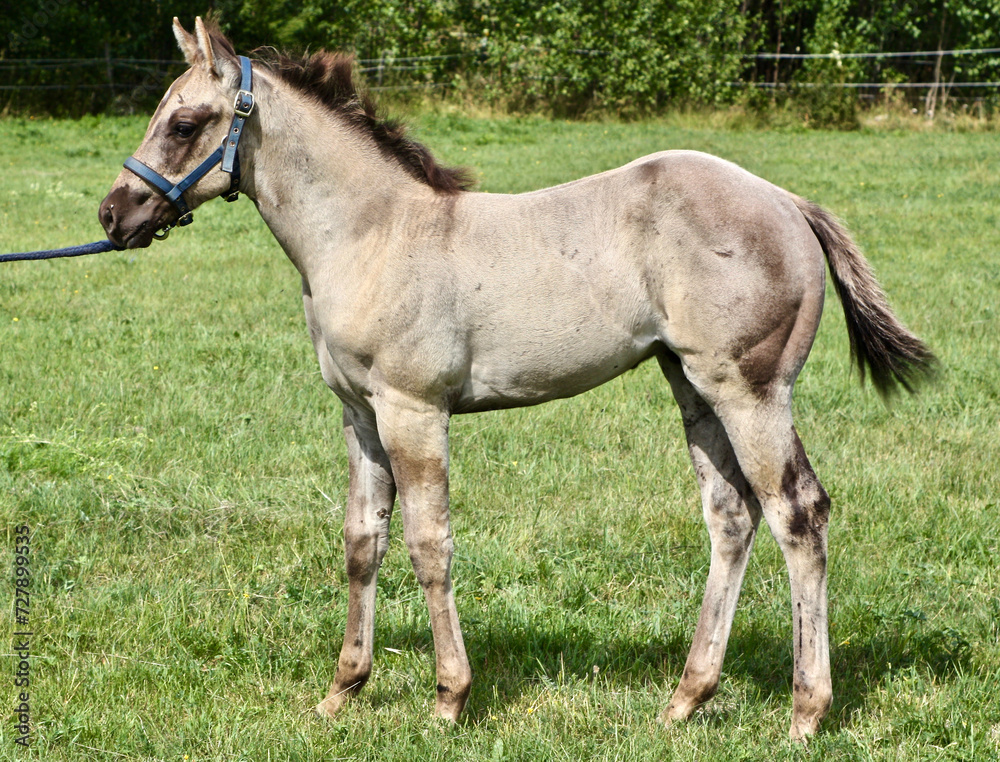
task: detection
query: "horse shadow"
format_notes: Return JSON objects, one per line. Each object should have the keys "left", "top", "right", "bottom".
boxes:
{"left": 369, "top": 608, "right": 972, "bottom": 730}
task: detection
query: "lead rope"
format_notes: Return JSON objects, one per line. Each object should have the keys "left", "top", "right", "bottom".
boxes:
{"left": 0, "top": 239, "right": 122, "bottom": 264}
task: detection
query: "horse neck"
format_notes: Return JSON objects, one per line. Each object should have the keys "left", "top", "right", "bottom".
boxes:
{"left": 243, "top": 74, "right": 425, "bottom": 276}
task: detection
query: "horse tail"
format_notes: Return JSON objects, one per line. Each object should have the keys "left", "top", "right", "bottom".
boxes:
{"left": 789, "top": 193, "right": 936, "bottom": 397}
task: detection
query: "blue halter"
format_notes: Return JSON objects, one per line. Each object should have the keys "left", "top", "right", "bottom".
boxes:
{"left": 123, "top": 55, "right": 255, "bottom": 239}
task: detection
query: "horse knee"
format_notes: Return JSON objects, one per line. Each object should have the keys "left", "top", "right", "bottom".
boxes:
{"left": 344, "top": 527, "right": 385, "bottom": 581}
{"left": 787, "top": 486, "right": 830, "bottom": 544}
{"left": 404, "top": 527, "right": 453, "bottom": 588}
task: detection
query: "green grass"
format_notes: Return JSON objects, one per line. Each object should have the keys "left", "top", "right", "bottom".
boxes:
{"left": 1, "top": 112, "right": 998, "bottom": 760}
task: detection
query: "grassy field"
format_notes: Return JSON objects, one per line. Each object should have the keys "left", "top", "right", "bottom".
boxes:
{"left": 1, "top": 111, "right": 998, "bottom": 761}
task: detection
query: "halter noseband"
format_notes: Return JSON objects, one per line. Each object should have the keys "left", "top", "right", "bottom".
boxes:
{"left": 123, "top": 55, "right": 255, "bottom": 239}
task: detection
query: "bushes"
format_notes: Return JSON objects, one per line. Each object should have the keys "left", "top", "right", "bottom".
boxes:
{"left": 476, "top": 0, "right": 748, "bottom": 116}
{"left": 4, "top": 0, "right": 1000, "bottom": 118}
{"left": 212, "top": 0, "right": 749, "bottom": 116}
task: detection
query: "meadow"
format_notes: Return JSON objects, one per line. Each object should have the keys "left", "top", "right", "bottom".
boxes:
{"left": 1, "top": 112, "right": 998, "bottom": 760}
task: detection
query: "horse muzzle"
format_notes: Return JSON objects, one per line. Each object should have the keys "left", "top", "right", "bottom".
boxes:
{"left": 99, "top": 184, "right": 176, "bottom": 250}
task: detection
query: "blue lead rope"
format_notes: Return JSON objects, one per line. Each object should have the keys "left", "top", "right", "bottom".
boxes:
{"left": 0, "top": 239, "right": 123, "bottom": 264}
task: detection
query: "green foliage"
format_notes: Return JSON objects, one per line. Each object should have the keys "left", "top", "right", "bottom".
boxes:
{"left": 789, "top": 84, "right": 859, "bottom": 129}
{"left": 6, "top": 0, "right": 1000, "bottom": 116}
{"left": 475, "top": 0, "right": 748, "bottom": 116}
{"left": 1, "top": 0, "right": 205, "bottom": 114}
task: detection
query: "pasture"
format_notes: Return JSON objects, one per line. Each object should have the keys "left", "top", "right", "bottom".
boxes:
{"left": 1, "top": 114, "right": 998, "bottom": 760}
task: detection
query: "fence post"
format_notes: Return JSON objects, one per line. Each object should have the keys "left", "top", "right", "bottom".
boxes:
{"left": 924, "top": 10, "right": 947, "bottom": 119}
{"left": 104, "top": 42, "right": 115, "bottom": 99}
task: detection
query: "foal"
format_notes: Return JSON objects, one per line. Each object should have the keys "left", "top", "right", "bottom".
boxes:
{"left": 100, "top": 18, "right": 935, "bottom": 738}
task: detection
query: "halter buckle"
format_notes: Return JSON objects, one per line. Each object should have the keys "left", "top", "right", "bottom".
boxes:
{"left": 234, "top": 90, "right": 255, "bottom": 118}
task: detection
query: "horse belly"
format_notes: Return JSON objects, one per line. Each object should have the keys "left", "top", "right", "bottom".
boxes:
{"left": 454, "top": 306, "right": 659, "bottom": 413}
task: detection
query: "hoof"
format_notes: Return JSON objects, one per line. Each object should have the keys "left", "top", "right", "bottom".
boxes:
{"left": 659, "top": 688, "right": 708, "bottom": 726}
{"left": 658, "top": 703, "right": 692, "bottom": 726}
{"left": 432, "top": 680, "right": 470, "bottom": 723}
{"left": 790, "top": 687, "right": 831, "bottom": 740}
{"left": 314, "top": 693, "right": 349, "bottom": 720}
{"left": 789, "top": 715, "right": 822, "bottom": 742}
{"left": 433, "top": 701, "right": 463, "bottom": 724}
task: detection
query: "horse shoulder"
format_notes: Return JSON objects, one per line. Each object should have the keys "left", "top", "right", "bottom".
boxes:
{"left": 304, "top": 233, "right": 471, "bottom": 408}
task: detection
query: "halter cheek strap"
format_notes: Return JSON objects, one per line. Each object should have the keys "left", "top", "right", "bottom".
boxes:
{"left": 123, "top": 55, "right": 255, "bottom": 237}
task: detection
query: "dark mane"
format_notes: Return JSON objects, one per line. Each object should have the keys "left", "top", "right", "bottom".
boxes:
{"left": 252, "top": 48, "right": 474, "bottom": 194}
{"left": 206, "top": 25, "right": 237, "bottom": 59}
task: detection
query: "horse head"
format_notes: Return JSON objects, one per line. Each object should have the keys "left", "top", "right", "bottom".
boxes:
{"left": 100, "top": 17, "right": 250, "bottom": 249}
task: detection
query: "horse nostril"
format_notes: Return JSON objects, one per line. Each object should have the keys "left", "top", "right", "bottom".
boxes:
{"left": 100, "top": 200, "right": 116, "bottom": 229}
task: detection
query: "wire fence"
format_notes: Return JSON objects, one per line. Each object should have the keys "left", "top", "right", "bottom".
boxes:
{"left": 736, "top": 45, "right": 1000, "bottom": 121}
{"left": 3, "top": 45, "right": 1000, "bottom": 107}
{"left": 739, "top": 44, "right": 1000, "bottom": 106}
{"left": 750, "top": 46, "right": 1000, "bottom": 60}
{"left": 0, "top": 58, "right": 182, "bottom": 92}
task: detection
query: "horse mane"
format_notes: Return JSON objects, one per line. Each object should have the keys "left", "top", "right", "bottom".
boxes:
{"left": 249, "top": 47, "right": 474, "bottom": 194}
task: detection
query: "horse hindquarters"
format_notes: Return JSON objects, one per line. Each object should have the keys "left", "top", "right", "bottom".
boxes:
{"left": 654, "top": 192, "right": 834, "bottom": 736}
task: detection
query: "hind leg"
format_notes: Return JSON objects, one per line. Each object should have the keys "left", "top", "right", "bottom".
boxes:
{"left": 709, "top": 389, "right": 832, "bottom": 739}
{"left": 658, "top": 354, "right": 763, "bottom": 723}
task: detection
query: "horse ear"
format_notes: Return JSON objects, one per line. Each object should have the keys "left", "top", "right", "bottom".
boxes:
{"left": 193, "top": 15, "right": 239, "bottom": 82}
{"left": 173, "top": 17, "right": 201, "bottom": 66}
{"left": 194, "top": 17, "right": 217, "bottom": 72}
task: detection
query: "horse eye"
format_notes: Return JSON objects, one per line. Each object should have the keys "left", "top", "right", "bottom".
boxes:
{"left": 174, "top": 122, "right": 196, "bottom": 139}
